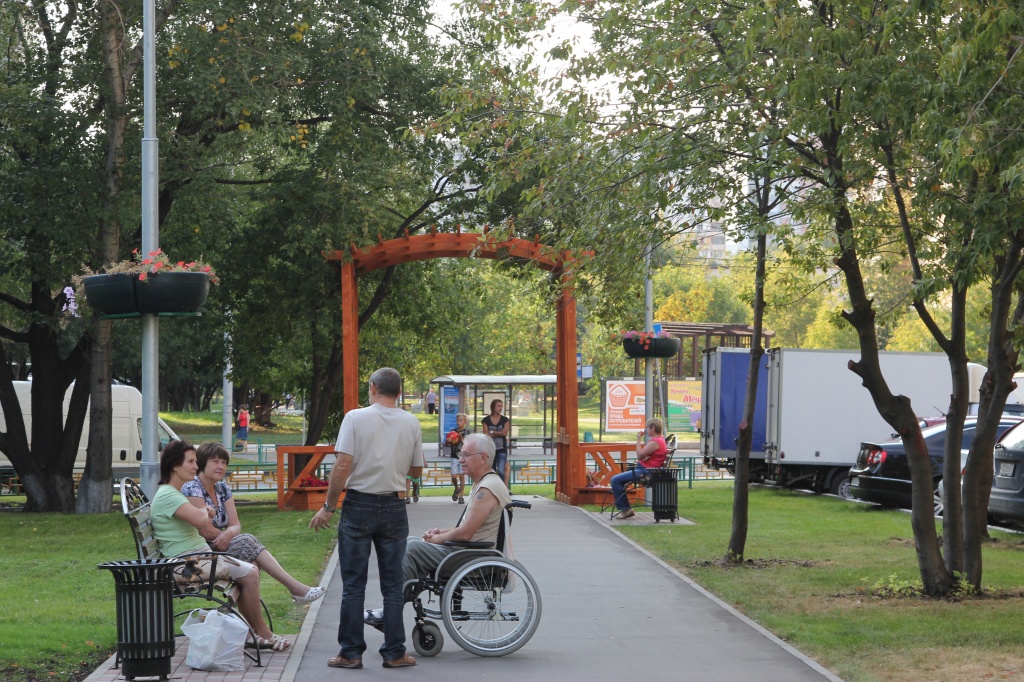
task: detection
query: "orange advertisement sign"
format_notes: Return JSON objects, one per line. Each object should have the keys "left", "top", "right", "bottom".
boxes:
{"left": 605, "top": 380, "right": 646, "bottom": 432}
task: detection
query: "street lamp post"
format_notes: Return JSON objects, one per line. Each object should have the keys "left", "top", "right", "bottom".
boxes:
{"left": 139, "top": 0, "right": 160, "bottom": 498}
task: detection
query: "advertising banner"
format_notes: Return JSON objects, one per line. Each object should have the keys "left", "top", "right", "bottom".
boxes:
{"left": 440, "top": 386, "right": 460, "bottom": 441}
{"left": 666, "top": 380, "right": 702, "bottom": 433}
{"left": 605, "top": 380, "right": 646, "bottom": 432}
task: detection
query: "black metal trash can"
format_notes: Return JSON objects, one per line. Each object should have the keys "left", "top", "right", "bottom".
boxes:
{"left": 98, "top": 559, "right": 185, "bottom": 681}
{"left": 648, "top": 468, "right": 680, "bottom": 522}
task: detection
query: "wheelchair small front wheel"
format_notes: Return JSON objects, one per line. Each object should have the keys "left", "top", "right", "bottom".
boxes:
{"left": 441, "top": 556, "right": 542, "bottom": 657}
{"left": 412, "top": 621, "right": 444, "bottom": 657}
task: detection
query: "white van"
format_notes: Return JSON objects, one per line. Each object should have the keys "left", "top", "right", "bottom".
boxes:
{"left": 0, "top": 381, "right": 179, "bottom": 476}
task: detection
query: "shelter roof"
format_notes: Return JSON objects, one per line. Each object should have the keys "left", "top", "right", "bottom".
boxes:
{"left": 656, "top": 321, "right": 775, "bottom": 339}
{"left": 429, "top": 374, "right": 557, "bottom": 386}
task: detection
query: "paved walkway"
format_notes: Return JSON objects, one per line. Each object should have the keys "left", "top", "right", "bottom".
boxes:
{"left": 86, "top": 497, "right": 842, "bottom": 682}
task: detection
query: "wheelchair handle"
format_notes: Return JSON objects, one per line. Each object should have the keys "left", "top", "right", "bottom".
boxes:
{"left": 507, "top": 500, "right": 532, "bottom": 510}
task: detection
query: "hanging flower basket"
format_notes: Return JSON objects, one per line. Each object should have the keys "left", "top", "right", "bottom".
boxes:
{"left": 82, "top": 273, "right": 139, "bottom": 315}
{"left": 135, "top": 272, "right": 211, "bottom": 314}
{"left": 76, "top": 250, "right": 217, "bottom": 316}
{"left": 622, "top": 336, "right": 680, "bottom": 358}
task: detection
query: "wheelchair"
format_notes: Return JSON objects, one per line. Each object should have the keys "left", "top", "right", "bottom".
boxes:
{"left": 371, "top": 499, "right": 541, "bottom": 657}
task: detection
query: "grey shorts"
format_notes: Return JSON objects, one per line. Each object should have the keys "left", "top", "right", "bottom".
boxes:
{"left": 450, "top": 458, "right": 463, "bottom": 475}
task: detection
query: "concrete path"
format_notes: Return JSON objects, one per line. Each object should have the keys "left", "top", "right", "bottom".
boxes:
{"left": 293, "top": 496, "right": 841, "bottom": 681}
{"left": 87, "top": 496, "right": 842, "bottom": 681}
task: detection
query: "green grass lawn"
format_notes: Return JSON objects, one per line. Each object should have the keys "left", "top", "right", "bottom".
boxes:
{"left": 4, "top": 484, "right": 1024, "bottom": 681}
{"left": 612, "top": 483, "right": 1024, "bottom": 682}
{"left": 0, "top": 500, "right": 335, "bottom": 681}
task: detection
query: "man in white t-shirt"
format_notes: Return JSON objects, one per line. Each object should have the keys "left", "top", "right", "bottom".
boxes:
{"left": 309, "top": 367, "right": 423, "bottom": 670}
{"left": 425, "top": 388, "right": 437, "bottom": 414}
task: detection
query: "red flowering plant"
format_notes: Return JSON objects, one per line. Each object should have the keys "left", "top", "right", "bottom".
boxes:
{"left": 72, "top": 248, "right": 219, "bottom": 303}
{"left": 106, "top": 248, "right": 219, "bottom": 283}
{"left": 297, "top": 474, "right": 329, "bottom": 488}
{"left": 617, "top": 329, "right": 671, "bottom": 350}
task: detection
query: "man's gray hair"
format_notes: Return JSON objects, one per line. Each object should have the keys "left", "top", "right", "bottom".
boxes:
{"left": 369, "top": 367, "right": 401, "bottom": 398}
{"left": 463, "top": 433, "right": 495, "bottom": 465}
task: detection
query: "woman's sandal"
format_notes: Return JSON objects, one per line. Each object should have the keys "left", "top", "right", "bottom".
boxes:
{"left": 253, "top": 634, "right": 291, "bottom": 651}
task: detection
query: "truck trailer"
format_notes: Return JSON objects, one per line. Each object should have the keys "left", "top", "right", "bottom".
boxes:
{"left": 0, "top": 381, "right": 179, "bottom": 478}
{"left": 701, "top": 348, "right": 954, "bottom": 498}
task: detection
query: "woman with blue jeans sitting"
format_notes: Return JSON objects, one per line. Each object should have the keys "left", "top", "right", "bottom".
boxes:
{"left": 612, "top": 418, "right": 669, "bottom": 519}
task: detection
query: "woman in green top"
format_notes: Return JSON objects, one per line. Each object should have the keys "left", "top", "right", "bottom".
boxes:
{"left": 151, "top": 440, "right": 290, "bottom": 652}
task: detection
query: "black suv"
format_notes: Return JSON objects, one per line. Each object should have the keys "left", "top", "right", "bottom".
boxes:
{"left": 989, "top": 421, "right": 1024, "bottom": 528}
{"left": 849, "top": 417, "right": 1022, "bottom": 511}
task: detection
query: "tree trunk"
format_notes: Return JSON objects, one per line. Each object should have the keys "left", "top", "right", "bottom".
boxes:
{"left": 727, "top": 229, "right": 767, "bottom": 563}
{"left": 76, "top": 0, "right": 130, "bottom": 514}
{"left": 831, "top": 189, "right": 953, "bottom": 594}
{"left": 77, "top": 329, "right": 113, "bottom": 514}
{"left": 962, "top": 245, "right": 1024, "bottom": 587}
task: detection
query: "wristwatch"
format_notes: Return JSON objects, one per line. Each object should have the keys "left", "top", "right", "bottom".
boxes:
{"left": 322, "top": 502, "right": 336, "bottom": 514}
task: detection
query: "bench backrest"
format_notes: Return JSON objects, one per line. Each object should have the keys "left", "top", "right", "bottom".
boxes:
{"left": 120, "top": 478, "right": 164, "bottom": 561}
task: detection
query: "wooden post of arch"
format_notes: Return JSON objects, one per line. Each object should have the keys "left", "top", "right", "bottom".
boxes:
{"left": 341, "top": 261, "right": 360, "bottom": 413}
{"left": 555, "top": 273, "right": 581, "bottom": 503}
{"left": 326, "top": 233, "right": 587, "bottom": 505}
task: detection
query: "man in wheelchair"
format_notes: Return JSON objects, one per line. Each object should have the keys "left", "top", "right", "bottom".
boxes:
{"left": 365, "top": 433, "right": 512, "bottom": 625}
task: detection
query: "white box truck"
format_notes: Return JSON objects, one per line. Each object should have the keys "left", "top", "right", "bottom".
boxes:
{"left": 0, "top": 381, "right": 179, "bottom": 477}
{"left": 702, "top": 348, "right": 954, "bottom": 498}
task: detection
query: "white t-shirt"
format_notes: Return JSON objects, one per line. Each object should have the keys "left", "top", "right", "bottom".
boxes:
{"left": 335, "top": 403, "right": 424, "bottom": 494}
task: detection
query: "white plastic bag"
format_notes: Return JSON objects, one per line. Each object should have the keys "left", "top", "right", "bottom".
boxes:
{"left": 181, "top": 608, "right": 248, "bottom": 671}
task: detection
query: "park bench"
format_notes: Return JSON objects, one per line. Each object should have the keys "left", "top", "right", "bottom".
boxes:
{"left": 228, "top": 470, "right": 265, "bottom": 489}
{"left": 119, "top": 478, "right": 268, "bottom": 666}
{"left": 517, "top": 466, "right": 553, "bottom": 484}
{"left": 420, "top": 465, "right": 450, "bottom": 487}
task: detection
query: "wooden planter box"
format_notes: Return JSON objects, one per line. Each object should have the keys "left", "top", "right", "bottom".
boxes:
{"left": 283, "top": 487, "right": 328, "bottom": 511}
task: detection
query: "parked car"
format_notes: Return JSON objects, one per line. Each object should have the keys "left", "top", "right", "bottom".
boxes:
{"left": 848, "top": 417, "right": 1023, "bottom": 512}
{"left": 989, "top": 421, "right": 1024, "bottom": 528}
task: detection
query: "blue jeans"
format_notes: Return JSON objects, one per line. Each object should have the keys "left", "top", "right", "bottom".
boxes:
{"left": 337, "top": 490, "right": 409, "bottom": 661}
{"left": 493, "top": 450, "right": 508, "bottom": 480}
{"left": 611, "top": 465, "right": 648, "bottom": 511}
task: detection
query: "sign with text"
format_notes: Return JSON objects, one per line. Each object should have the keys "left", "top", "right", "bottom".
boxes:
{"left": 666, "top": 380, "right": 702, "bottom": 433}
{"left": 605, "top": 380, "right": 646, "bottom": 432}
{"left": 440, "top": 386, "right": 460, "bottom": 442}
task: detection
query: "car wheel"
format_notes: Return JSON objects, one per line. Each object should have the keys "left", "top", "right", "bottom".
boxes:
{"left": 933, "top": 487, "right": 944, "bottom": 517}
{"left": 831, "top": 473, "right": 852, "bottom": 500}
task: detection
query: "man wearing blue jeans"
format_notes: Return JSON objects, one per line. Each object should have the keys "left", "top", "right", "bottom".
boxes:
{"left": 310, "top": 368, "right": 424, "bottom": 669}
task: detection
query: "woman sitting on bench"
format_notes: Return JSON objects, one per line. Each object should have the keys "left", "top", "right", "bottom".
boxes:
{"left": 611, "top": 418, "right": 670, "bottom": 519}
{"left": 182, "top": 442, "right": 325, "bottom": 606}
{"left": 151, "top": 439, "right": 291, "bottom": 652}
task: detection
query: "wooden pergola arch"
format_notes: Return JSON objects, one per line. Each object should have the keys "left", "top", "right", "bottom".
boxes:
{"left": 324, "top": 229, "right": 584, "bottom": 503}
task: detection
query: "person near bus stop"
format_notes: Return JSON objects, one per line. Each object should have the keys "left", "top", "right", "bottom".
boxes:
{"left": 446, "top": 413, "right": 469, "bottom": 504}
{"left": 482, "top": 399, "right": 511, "bottom": 483}
{"left": 308, "top": 367, "right": 423, "bottom": 670}
{"left": 425, "top": 388, "right": 437, "bottom": 415}
{"left": 611, "top": 417, "right": 670, "bottom": 520}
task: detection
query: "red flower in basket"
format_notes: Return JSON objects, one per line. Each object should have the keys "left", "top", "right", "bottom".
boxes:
{"left": 445, "top": 430, "right": 463, "bottom": 446}
{"left": 298, "top": 474, "right": 328, "bottom": 488}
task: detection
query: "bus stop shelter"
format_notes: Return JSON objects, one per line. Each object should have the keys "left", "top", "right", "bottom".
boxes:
{"left": 429, "top": 374, "right": 556, "bottom": 455}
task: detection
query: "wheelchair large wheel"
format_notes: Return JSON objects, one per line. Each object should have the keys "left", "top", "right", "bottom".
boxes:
{"left": 411, "top": 621, "right": 444, "bottom": 657}
{"left": 441, "top": 556, "right": 541, "bottom": 657}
